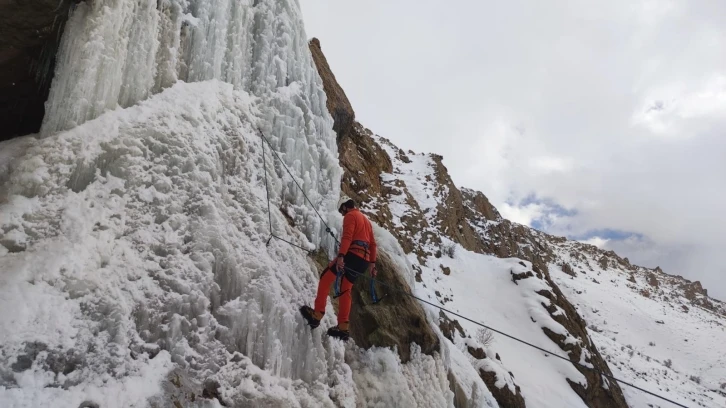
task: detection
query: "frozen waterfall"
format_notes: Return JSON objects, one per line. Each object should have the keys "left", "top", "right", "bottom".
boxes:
{"left": 42, "top": 0, "right": 338, "bottom": 245}
{"left": 44, "top": 0, "right": 329, "bottom": 135}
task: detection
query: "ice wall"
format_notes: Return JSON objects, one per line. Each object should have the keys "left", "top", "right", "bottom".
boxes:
{"left": 0, "top": 80, "right": 350, "bottom": 406}
{"left": 42, "top": 0, "right": 337, "bottom": 243}
{"left": 44, "top": 0, "right": 328, "bottom": 133}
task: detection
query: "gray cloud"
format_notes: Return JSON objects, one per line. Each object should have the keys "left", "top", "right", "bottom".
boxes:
{"left": 303, "top": 0, "right": 726, "bottom": 299}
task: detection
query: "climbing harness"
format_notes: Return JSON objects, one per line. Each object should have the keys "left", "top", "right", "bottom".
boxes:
{"left": 350, "top": 240, "right": 384, "bottom": 303}
{"left": 350, "top": 239, "right": 382, "bottom": 302}
{"left": 350, "top": 240, "right": 370, "bottom": 258}
{"left": 257, "top": 129, "right": 686, "bottom": 408}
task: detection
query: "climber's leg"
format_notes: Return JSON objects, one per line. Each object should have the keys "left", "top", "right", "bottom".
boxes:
{"left": 336, "top": 276, "right": 354, "bottom": 329}
{"left": 314, "top": 268, "right": 336, "bottom": 315}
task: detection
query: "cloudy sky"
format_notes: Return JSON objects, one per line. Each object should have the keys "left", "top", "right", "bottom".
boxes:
{"left": 301, "top": 0, "right": 726, "bottom": 299}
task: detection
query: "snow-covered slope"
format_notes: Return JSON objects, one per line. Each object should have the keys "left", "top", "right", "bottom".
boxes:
{"left": 548, "top": 242, "right": 726, "bottom": 408}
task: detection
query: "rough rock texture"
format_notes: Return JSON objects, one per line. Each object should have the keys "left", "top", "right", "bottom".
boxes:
{"left": 478, "top": 369, "right": 526, "bottom": 408}
{"left": 309, "top": 247, "right": 439, "bottom": 363}
{"left": 438, "top": 311, "right": 465, "bottom": 342}
{"left": 682, "top": 280, "right": 707, "bottom": 299}
{"left": 536, "top": 273, "right": 629, "bottom": 408}
{"left": 561, "top": 262, "right": 577, "bottom": 277}
{"left": 429, "top": 154, "right": 488, "bottom": 253}
{"left": 308, "top": 38, "right": 355, "bottom": 138}
{"left": 348, "top": 251, "right": 440, "bottom": 363}
{"left": 0, "top": 0, "right": 75, "bottom": 140}
{"left": 337, "top": 122, "right": 395, "bottom": 226}
{"left": 462, "top": 188, "right": 501, "bottom": 222}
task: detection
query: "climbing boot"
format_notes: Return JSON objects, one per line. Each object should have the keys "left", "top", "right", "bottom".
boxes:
{"left": 326, "top": 325, "right": 350, "bottom": 341}
{"left": 299, "top": 305, "right": 323, "bottom": 329}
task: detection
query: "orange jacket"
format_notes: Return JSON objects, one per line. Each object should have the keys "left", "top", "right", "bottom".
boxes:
{"left": 338, "top": 208, "right": 377, "bottom": 263}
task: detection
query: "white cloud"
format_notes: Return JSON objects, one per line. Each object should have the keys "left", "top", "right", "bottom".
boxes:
{"left": 580, "top": 237, "right": 610, "bottom": 249}
{"left": 633, "top": 74, "right": 726, "bottom": 138}
{"left": 530, "top": 156, "right": 574, "bottom": 173}
{"left": 499, "top": 203, "right": 544, "bottom": 227}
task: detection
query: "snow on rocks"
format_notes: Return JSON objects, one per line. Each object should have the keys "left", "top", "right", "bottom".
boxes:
{"left": 548, "top": 255, "right": 726, "bottom": 408}
{"left": 415, "top": 245, "right": 589, "bottom": 407}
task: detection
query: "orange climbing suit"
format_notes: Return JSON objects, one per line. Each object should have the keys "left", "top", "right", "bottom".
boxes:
{"left": 314, "top": 208, "right": 377, "bottom": 325}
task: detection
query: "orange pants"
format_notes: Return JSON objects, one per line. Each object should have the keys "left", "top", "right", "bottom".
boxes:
{"left": 314, "top": 268, "right": 353, "bottom": 325}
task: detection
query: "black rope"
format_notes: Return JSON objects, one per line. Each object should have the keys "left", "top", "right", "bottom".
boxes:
{"left": 258, "top": 129, "right": 337, "bottom": 242}
{"left": 260, "top": 131, "right": 314, "bottom": 254}
{"left": 255, "top": 129, "right": 688, "bottom": 408}
{"left": 261, "top": 131, "right": 273, "bottom": 233}
{"left": 269, "top": 234, "right": 313, "bottom": 253}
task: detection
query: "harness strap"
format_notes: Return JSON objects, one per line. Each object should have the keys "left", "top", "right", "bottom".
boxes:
{"left": 349, "top": 240, "right": 382, "bottom": 303}
{"left": 350, "top": 240, "right": 370, "bottom": 261}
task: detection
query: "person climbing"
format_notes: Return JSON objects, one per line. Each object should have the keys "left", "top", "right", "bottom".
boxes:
{"left": 300, "top": 195, "right": 377, "bottom": 341}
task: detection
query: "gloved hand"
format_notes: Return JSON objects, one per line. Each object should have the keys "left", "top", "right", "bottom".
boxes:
{"left": 369, "top": 264, "right": 377, "bottom": 277}
{"left": 336, "top": 256, "right": 345, "bottom": 272}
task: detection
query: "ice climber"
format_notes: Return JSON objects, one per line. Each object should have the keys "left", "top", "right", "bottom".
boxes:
{"left": 300, "top": 196, "right": 378, "bottom": 341}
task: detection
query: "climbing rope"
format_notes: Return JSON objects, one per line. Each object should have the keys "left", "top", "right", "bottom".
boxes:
{"left": 256, "top": 129, "right": 689, "bottom": 408}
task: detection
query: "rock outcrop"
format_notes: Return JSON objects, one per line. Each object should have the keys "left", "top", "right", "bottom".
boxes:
{"left": 308, "top": 38, "right": 355, "bottom": 138}
{"left": 478, "top": 369, "right": 526, "bottom": 408}
{"left": 0, "top": 0, "right": 75, "bottom": 140}
{"left": 309, "top": 248, "right": 439, "bottom": 364}
{"left": 349, "top": 251, "right": 440, "bottom": 363}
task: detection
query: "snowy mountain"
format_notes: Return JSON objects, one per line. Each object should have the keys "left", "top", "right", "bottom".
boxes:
{"left": 0, "top": 1, "right": 724, "bottom": 408}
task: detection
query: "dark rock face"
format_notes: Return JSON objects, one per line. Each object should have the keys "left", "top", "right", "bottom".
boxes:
{"left": 0, "top": 0, "right": 76, "bottom": 140}
{"left": 439, "top": 311, "right": 465, "bottom": 342}
{"left": 310, "top": 247, "right": 439, "bottom": 363}
{"left": 682, "top": 280, "right": 707, "bottom": 300}
{"left": 561, "top": 262, "right": 577, "bottom": 277}
{"left": 308, "top": 38, "right": 355, "bottom": 138}
{"left": 348, "top": 251, "right": 440, "bottom": 363}
{"left": 462, "top": 188, "right": 501, "bottom": 222}
{"left": 478, "top": 369, "right": 526, "bottom": 408}
{"left": 467, "top": 346, "right": 486, "bottom": 360}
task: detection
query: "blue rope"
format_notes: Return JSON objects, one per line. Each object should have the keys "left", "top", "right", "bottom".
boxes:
{"left": 334, "top": 265, "right": 343, "bottom": 298}
{"left": 370, "top": 278, "right": 379, "bottom": 303}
